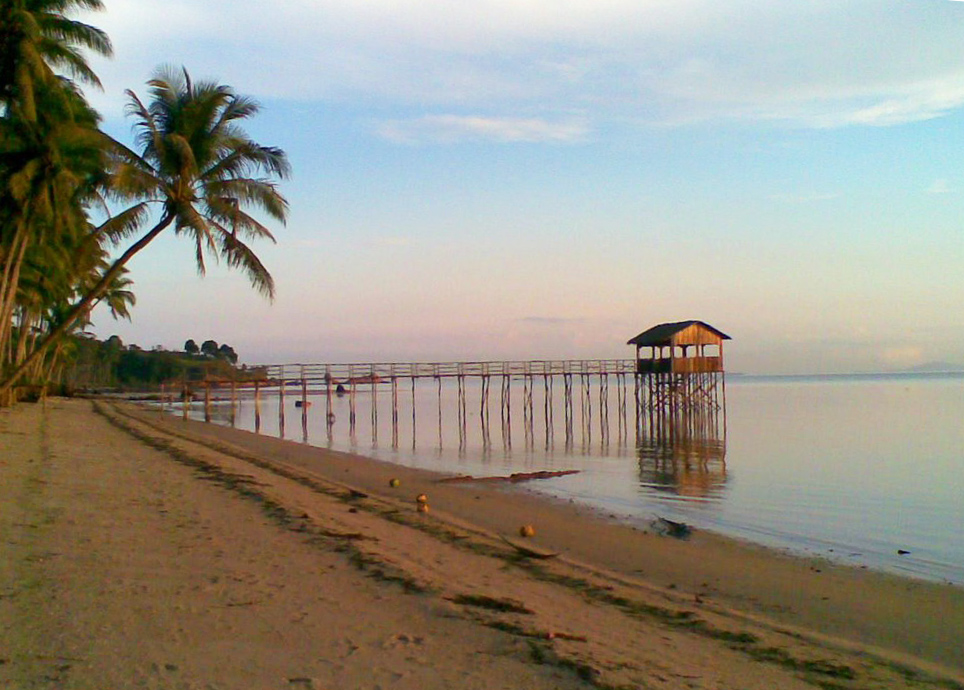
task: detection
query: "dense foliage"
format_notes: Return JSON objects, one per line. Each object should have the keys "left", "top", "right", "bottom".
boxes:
{"left": 59, "top": 334, "right": 253, "bottom": 391}
{"left": 0, "top": 1, "right": 289, "bottom": 403}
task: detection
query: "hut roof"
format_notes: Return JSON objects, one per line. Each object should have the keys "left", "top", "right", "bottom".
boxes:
{"left": 627, "top": 320, "right": 731, "bottom": 347}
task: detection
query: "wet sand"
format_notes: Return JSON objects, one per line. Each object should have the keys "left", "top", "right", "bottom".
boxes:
{"left": 2, "top": 398, "right": 962, "bottom": 689}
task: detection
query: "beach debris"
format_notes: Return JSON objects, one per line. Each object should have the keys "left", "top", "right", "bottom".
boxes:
{"left": 898, "top": 549, "right": 911, "bottom": 555}
{"left": 436, "top": 469, "right": 580, "bottom": 484}
{"left": 546, "top": 631, "right": 588, "bottom": 642}
{"left": 652, "top": 516, "right": 692, "bottom": 539}
{"left": 499, "top": 534, "right": 559, "bottom": 559}
{"left": 294, "top": 400, "right": 311, "bottom": 408}
{"left": 389, "top": 478, "right": 400, "bottom": 488}
{"left": 415, "top": 493, "right": 428, "bottom": 504}
{"left": 347, "top": 489, "right": 368, "bottom": 500}
{"left": 448, "top": 594, "right": 534, "bottom": 614}
{"left": 519, "top": 524, "right": 536, "bottom": 538}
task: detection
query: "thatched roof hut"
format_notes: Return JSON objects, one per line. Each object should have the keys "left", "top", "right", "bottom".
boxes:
{"left": 628, "top": 321, "right": 730, "bottom": 374}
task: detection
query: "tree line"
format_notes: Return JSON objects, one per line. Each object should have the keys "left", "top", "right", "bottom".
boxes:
{"left": 1, "top": 0, "right": 289, "bottom": 404}
{"left": 60, "top": 335, "right": 251, "bottom": 392}
{"left": 184, "top": 339, "right": 237, "bottom": 364}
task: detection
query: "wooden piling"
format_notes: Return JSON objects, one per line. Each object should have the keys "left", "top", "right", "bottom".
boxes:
{"left": 370, "top": 367, "right": 377, "bottom": 444}
{"left": 349, "top": 374, "right": 357, "bottom": 434}
{"left": 230, "top": 380, "right": 237, "bottom": 427}
{"left": 254, "top": 380, "right": 261, "bottom": 433}
{"left": 391, "top": 375, "right": 399, "bottom": 448}
{"left": 324, "top": 364, "right": 332, "bottom": 434}
{"left": 411, "top": 377, "right": 417, "bottom": 450}
{"left": 278, "top": 365, "right": 285, "bottom": 438}
{"left": 436, "top": 375, "right": 443, "bottom": 448}
{"left": 302, "top": 367, "right": 310, "bottom": 443}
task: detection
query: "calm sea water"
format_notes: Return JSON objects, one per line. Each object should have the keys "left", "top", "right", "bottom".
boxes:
{"left": 183, "top": 372, "right": 964, "bottom": 584}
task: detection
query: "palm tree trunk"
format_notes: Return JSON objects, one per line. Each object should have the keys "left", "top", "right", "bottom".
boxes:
{"left": 0, "top": 224, "right": 32, "bottom": 368}
{"left": 0, "top": 211, "right": 174, "bottom": 400}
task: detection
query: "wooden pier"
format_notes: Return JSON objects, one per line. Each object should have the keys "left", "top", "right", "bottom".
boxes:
{"left": 168, "top": 355, "right": 723, "bottom": 449}
{"left": 161, "top": 321, "right": 730, "bottom": 455}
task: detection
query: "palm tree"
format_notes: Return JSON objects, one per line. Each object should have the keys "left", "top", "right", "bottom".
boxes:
{"left": 1, "top": 0, "right": 112, "bottom": 121}
{"left": 0, "top": 66, "right": 290, "bottom": 397}
{"left": 1, "top": 0, "right": 112, "bottom": 398}
{"left": 0, "top": 81, "right": 111, "bottom": 376}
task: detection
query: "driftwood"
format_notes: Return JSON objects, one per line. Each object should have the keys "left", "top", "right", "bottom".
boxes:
{"left": 499, "top": 535, "right": 559, "bottom": 559}
{"left": 437, "top": 469, "right": 580, "bottom": 484}
{"left": 652, "top": 516, "right": 692, "bottom": 539}
{"left": 546, "top": 631, "right": 588, "bottom": 642}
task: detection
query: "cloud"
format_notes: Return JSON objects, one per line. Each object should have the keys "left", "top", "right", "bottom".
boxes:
{"left": 926, "top": 178, "right": 951, "bottom": 194}
{"left": 80, "top": 0, "right": 964, "bottom": 131}
{"left": 376, "top": 115, "right": 589, "bottom": 144}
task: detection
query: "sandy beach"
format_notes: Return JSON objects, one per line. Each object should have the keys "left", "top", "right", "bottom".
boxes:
{"left": 2, "top": 398, "right": 962, "bottom": 690}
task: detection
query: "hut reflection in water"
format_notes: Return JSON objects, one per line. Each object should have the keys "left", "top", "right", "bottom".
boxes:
{"left": 637, "top": 433, "right": 727, "bottom": 501}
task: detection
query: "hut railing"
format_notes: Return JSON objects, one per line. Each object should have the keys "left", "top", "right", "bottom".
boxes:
{"left": 636, "top": 357, "right": 723, "bottom": 375}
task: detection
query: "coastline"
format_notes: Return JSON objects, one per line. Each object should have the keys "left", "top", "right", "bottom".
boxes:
{"left": 2, "top": 398, "right": 962, "bottom": 689}
{"left": 180, "top": 371, "right": 964, "bottom": 585}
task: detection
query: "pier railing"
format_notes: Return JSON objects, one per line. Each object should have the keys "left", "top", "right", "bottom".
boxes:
{"left": 262, "top": 359, "right": 639, "bottom": 382}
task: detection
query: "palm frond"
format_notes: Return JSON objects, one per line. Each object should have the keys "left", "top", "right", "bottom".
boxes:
{"left": 93, "top": 202, "right": 150, "bottom": 244}
{"left": 204, "top": 177, "right": 288, "bottom": 223}
{"left": 218, "top": 232, "right": 275, "bottom": 299}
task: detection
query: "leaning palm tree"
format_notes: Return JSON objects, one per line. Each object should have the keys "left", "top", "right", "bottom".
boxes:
{"left": 0, "top": 66, "right": 290, "bottom": 396}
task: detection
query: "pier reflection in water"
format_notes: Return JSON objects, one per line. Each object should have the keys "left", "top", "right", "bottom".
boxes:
{"left": 173, "top": 364, "right": 729, "bottom": 506}
{"left": 637, "top": 434, "right": 727, "bottom": 502}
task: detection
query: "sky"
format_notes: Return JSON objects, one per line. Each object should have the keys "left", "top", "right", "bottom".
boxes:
{"left": 77, "top": 0, "right": 964, "bottom": 374}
